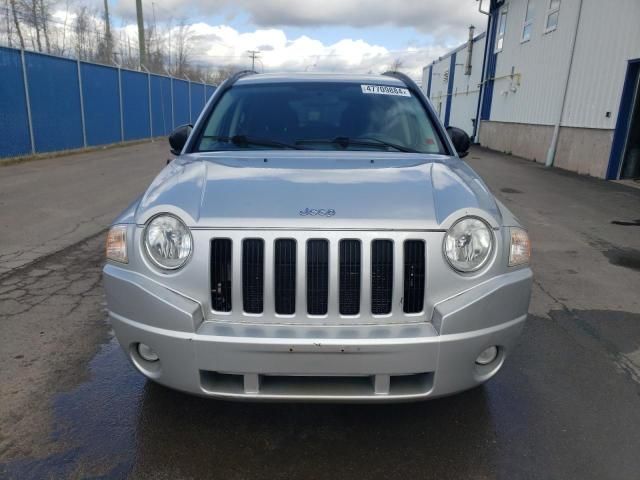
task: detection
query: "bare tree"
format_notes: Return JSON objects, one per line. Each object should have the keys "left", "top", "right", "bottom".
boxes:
{"left": 20, "top": 0, "right": 42, "bottom": 51}
{"left": 211, "top": 64, "right": 241, "bottom": 84}
{"left": 56, "top": 0, "right": 71, "bottom": 56}
{"left": 37, "top": 0, "right": 51, "bottom": 52}
{"left": 74, "top": 6, "right": 92, "bottom": 60}
{"left": 173, "top": 19, "right": 191, "bottom": 77}
{"left": 2, "top": 2, "right": 210, "bottom": 81}
{"left": 390, "top": 58, "right": 404, "bottom": 72}
{"left": 8, "top": 0, "right": 25, "bottom": 49}
{"left": 95, "top": 0, "right": 113, "bottom": 64}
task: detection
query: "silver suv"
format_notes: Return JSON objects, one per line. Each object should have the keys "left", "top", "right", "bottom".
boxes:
{"left": 104, "top": 71, "right": 532, "bottom": 401}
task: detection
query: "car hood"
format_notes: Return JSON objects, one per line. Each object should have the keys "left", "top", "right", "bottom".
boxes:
{"left": 135, "top": 151, "right": 501, "bottom": 230}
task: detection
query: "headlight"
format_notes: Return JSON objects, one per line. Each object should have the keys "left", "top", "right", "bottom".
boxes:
{"left": 143, "top": 214, "right": 193, "bottom": 270}
{"left": 509, "top": 227, "right": 531, "bottom": 266}
{"left": 106, "top": 225, "right": 128, "bottom": 263}
{"left": 443, "top": 217, "right": 494, "bottom": 272}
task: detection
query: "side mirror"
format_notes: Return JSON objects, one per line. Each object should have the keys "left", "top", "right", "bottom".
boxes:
{"left": 446, "top": 126, "right": 471, "bottom": 158}
{"left": 169, "top": 124, "right": 193, "bottom": 156}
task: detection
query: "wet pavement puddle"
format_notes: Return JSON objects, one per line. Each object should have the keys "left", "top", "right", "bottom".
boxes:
{"left": 2, "top": 336, "right": 143, "bottom": 479}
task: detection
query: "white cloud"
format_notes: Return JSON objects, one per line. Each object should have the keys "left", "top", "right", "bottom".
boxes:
{"left": 172, "top": 23, "right": 450, "bottom": 81}
{"left": 115, "top": 0, "right": 484, "bottom": 38}
{"left": 107, "top": 0, "right": 485, "bottom": 80}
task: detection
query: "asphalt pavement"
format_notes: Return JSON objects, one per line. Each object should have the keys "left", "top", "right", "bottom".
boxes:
{"left": 1, "top": 144, "right": 639, "bottom": 479}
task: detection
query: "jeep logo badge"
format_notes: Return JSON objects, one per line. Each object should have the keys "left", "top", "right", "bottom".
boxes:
{"left": 299, "top": 208, "right": 336, "bottom": 217}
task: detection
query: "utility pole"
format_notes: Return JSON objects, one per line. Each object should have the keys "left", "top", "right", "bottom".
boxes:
{"left": 247, "top": 50, "right": 260, "bottom": 71}
{"left": 136, "top": 0, "right": 146, "bottom": 67}
{"left": 103, "top": 0, "right": 113, "bottom": 62}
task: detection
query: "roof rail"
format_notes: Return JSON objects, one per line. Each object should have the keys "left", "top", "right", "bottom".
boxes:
{"left": 381, "top": 71, "right": 421, "bottom": 92}
{"left": 227, "top": 70, "right": 258, "bottom": 87}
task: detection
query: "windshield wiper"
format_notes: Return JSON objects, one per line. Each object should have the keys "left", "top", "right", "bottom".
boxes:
{"left": 204, "top": 134, "right": 305, "bottom": 150}
{"left": 295, "top": 136, "right": 418, "bottom": 153}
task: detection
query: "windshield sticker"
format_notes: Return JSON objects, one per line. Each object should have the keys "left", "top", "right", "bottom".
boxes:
{"left": 361, "top": 84, "right": 411, "bottom": 97}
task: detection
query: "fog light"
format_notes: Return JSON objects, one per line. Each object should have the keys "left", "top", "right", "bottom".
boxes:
{"left": 476, "top": 346, "right": 498, "bottom": 365}
{"left": 137, "top": 343, "right": 159, "bottom": 362}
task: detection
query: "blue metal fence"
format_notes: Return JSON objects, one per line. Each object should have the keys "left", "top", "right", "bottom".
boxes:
{"left": 150, "top": 75, "right": 172, "bottom": 137}
{"left": 190, "top": 82, "right": 205, "bottom": 122}
{"left": 0, "top": 46, "right": 217, "bottom": 159}
{"left": 25, "top": 52, "right": 84, "bottom": 153}
{"left": 0, "top": 47, "right": 31, "bottom": 157}
{"left": 81, "top": 63, "right": 120, "bottom": 146}
{"left": 121, "top": 70, "right": 151, "bottom": 141}
{"left": 172, "top": 79, "right": 190, "bottom": 127}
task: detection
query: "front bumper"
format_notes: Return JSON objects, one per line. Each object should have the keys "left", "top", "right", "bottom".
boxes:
{"left": 104, "top": 265, "right": 532, "bottom": 402}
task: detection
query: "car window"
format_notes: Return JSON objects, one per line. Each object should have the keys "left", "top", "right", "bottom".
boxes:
{"left": 195, "top": 82, "right": 446, "bottom": 154}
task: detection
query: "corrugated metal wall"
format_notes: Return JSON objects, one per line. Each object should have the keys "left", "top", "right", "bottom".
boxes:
{"left": 0, "top": 46, "right": 217, "bottom": 159}
{"left": 487, "top": 0, "right": 578, "bottom": 126}
{"left": 429, "top": 54, "right": 452, "bottom": 124}
{"left": 449, "top": 34, "right": 486, "bottom": 136}
{"left": 423, "top": 34, "right": 486, "bottom": 137}
{"left": 488, "top": 0, "right": 640, "bottom": 129}
{"left": 562, "top": 0, "right": 640, "bottom": 128}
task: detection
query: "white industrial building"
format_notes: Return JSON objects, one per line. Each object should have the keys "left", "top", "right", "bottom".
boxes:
{"left": 423, "top": 0, "right": 640, "bottom": 180}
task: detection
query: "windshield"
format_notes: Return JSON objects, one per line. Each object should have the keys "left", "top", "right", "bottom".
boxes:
{"left": 195, "top": 82, "right": 447, "bottom": 154}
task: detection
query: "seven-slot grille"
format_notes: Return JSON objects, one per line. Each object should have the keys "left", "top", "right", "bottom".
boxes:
{"left": 210, "top": 237, "right": 426, "bottom": 317}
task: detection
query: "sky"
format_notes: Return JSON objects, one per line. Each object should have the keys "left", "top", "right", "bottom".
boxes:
{"left": 110, "top": 0, "right": 487, "bottom": 81}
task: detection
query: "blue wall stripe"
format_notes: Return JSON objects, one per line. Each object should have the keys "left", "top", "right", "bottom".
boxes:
{"left": 444, "top": 53, "right": 456, "bottom": 127}
{"left": 607, "top": 59, "right": 640, "bottom": 179}
{"left": 0, "top": 47, "right": 31, "bottom": 157}
{"left": 481, "top": 5, "right": 500, "bottom": 121}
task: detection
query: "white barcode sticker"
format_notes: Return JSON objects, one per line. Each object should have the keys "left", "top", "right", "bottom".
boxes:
{"left": 361, "top": 84, "right": 411, "bottom": 97}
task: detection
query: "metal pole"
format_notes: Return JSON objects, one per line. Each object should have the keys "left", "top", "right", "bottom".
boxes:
{"left": 142, "top": 65, "right": 153, "bottom": 138}
{"left": 77, "top": 59, "right": 87, "bottom": 147}
{"left": 148, "top": 72, "right": 153, "bottom": 137}
{"left": 170, "top": 77, "right": 175, "bottom": 129}
{"left": 545, "top": 0, "right": 584, "bottom": 167}
{"left": 188, "top": 80, "right": 192, "bottom": 123}
{"left": 118, "top": 67, "right": 124, "bottom": 142}
{"left": 20, "top": 49, "right": 36, "bottom": 154}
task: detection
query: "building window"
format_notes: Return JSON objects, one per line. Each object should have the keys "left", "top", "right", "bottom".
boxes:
{"left": 495, "top": 6, "right": 508, "bottom": 53}
{"left": 521, "top": 0, "right": 535, "bottom": 42}
{"left": 545, "top": 0, "right": 561, "bottom": 33}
